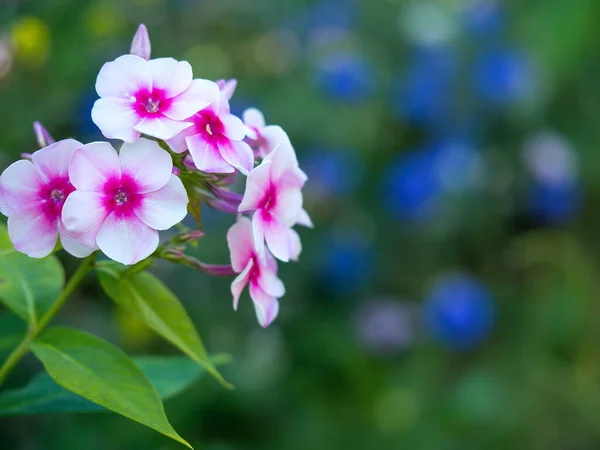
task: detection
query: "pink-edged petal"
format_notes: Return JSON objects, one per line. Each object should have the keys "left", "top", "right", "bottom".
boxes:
{"left": 251, "top": 210, "right": 268, "bottom": 262}
{"left": 271, "top": 185, "right": 303, "bottom": 226}
{"left": 164, "top": 79, "right": 219, "bottom": 121}
{"left": 231, "top": 259, "right": 253, "bottom": 310}
{"left": 249, "top": 282, "right": 280, "bottom": 328}
{"left": 262, "top": 126, "right": 292, "bottom": 157}
{"left": 242, "top": 108, "right": 266, "bottom": 130}
{"left": 226, "top": 216, "right": 254, "bottom": 272}
{"left": 166, "top": 126, "right": 195, "bottom": 154}
{"left": 286, "top": 227, "right": 302, "bottom": 261}
{"left": 8, "top": 205, "right": 57, "bottom": 258}
{"left": 148, "top": 58, "right": 192, "bottom": 98}
{"left": 119, "top": 138, "right": 172, "bottom": 193}
{"left": 135, "top": 175, "right": 188, "bottom": 230}
{"left": 96, "top": 212, "right": 158, "bottom": 265}
{"left": 58, "top": 223, "right": 96, "bottom": 258}
{"left": 32, "top": 139, "right": 82, "bottom": 180}
{"left": 257, "top": 268, "right": 285, "bottom": 298}
{"left": 238, "top": 161, "right": 272, "bottom": 212}
{"left": 221, "top": 114, "right": 246, "bottom": 141}
{"left": 96, "top": 54, "right": 152, "bottom": 98}
{"left": 130, "top": 24, "right": 151, "bottom": 60}
{"left": 69, "top": 142, "right": 120, "bottom": 192}
{"left": 61, "top": 191, "right": 109, "bottom": 247}
{"left": 187, "top": 134, "right": 234, "bottom": 174}
{"left": 133, "top": 115, "right": 191, "bottom": 141}
{"left": 296, "top": 208, "right": 314, "bottom": 228}
{"left": 264, "top": 218, "right": 296, "bottom": 262}
{"left": 218, "top": 140, "right": 254, "bottom": 175}
{"left": 0, "top": 160, "right": 45, "bottom": 216}
{"left": 91, "top": 97, "right": 141, "bottom": 143}
{"left": 220, "top": 79, "right": 237, "bottom": 101}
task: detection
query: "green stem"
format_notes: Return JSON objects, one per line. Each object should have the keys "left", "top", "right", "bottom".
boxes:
{"left": 0, "top": 252, "right": 96, "bottom": 386}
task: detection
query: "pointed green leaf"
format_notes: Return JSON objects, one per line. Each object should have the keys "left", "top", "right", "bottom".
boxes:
{"left": 30, "top": 327, "right": 192, "bottom": 448}
{"left": 0, "top": 224, "right": 64, "bottom": 324}
{"left": 97, "top": 261, "right": 231, "bottom": 388}
{"left": 0, "top": 354, "right": 230, "bottom": 416}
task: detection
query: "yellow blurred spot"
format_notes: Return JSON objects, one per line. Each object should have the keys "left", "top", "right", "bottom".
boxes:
{"left": 10, "top": 16, "right": 50, "bottom": 69}
{"left": 83, "top": 2, "right": 127, "bottom": 38}
{"left": 114, "top": 306, "right": 155, "bottom": 349}
{"left": 374, "top": 388, "right": 420, "bottom": 434}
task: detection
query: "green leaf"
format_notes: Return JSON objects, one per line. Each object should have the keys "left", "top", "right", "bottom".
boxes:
{"left": 97, "top": 261, "right": 231, "bottom": 388}
{"left": 0, "top": 354, "right": 230, "bottom": 416}
{"left": 0, "top": 224, "right": 64, "bottom": 324}
{"left": 0, "top": 311, "right": 26, "bottom": 360}
{"left": 30, "top": 327, "right": 192, "bottom": 448}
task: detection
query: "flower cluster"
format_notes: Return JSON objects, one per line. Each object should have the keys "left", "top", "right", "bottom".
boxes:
{"left": 0, "top": 25, "right": 311, "bottom": 327}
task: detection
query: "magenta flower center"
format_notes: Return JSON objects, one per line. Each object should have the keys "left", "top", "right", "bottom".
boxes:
{"left": 102, "top": 174, "right": 142, "bottom": 217}
{"left": 259, "top": 184, "right": 277, "bottom": 213}
{"left": 134, "top": 88, "right": 171, "bottom": 117}
{"left": 40, "top": 177, "right": 74, "bottom": 220}
{"left": 194, "top": 111, "right": 225, "bottom": 143}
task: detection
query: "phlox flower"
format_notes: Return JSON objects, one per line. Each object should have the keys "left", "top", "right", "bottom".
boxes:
{"left": 238, "top": 142, "right": 309, "bottom": 262}
{"left": 243, "top": 107, "right": 291, "bottom": 158}
{"left": 0, "top": 139, "right": 94, "bottom": 258}
{"left": 91, "top": 54, "right": 215, "bottom": 143}
{"left": 227, "top": 216, "right": 284, "bottom": 328}
{"left": 62, "top": 138, "right": 188, "bottom": 265}
{"left": 167, "top": 81, "right": 253, "bottom": 175}
{"left": 216, "top": 78, "right": 237, "bottom": 102}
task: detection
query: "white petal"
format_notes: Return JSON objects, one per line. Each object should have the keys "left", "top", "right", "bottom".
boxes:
{"left": 242, "top": 108, "right": 266, "bottom": 129}
{"left": 32, "top": 139, "right": 82, "bottom": 180}
{"left": 135, "top": 175, "right": 188, "bottom": 230}
{"left": 286, "top": 227, "right": 302, "bottom": 261}
{"left": 251, "top": 210, "right": 268, "bottom": 263}
{"left": 96, "top": 54, "right": 152, "bottom": 98}
{"left": 296, "top": 208, "right": 314, "bottom": 228}
{"left": 218, "top": 140, "right": 254, "bottom": 175}
{"left": 166, "top": 126, "right": 195, "bottom": 154}
{"left": 58, "top": 223, "right": 96, "bottom": 258}
{"left": 231, "top": 259, "right": 253, "bottom": 311}
{"left": 271, "top": 185, "right": 303, "bottom": 226}
{"left": 96, "top": 212, "right": 159, "bottom": 265}
{"left": 61, "top": 191, "right": 108, "bottom": 247}
{"left": 257, "top": 267, "right": 285, "bottom": 297}
{"left": 0, "top": 160, "right": 45, "bottom": 216}
{"left": 8, "top": 205, "right": 57, "bottom": 258}
{"left": 262, "top": 126, "right": 293, "bottom": 158}
{"left": 249, "top": 282, "right": 280, "bottom": 328}
{"left": 264, "top": 218, "right": 296, "bottom": 262}
{"left": 133, "top": 115, "right": 192, "bottom": 141}
{"left": 226, "top": 216, "right": 255, "bottom": 273}
{"left": 238, "top": 161, "right": 272, "bottom": 212}
{"left": 148, "top": 58, "right": 192, "bottom": 98}
{"left": 187, "top": 134, "right": 234, "bottom": 174}
{"left": 221, "top": 114, "right": 247, "bottom": 141}
{"left": 91, "top": 97, "right": 141, "bottom": 143}
{"left": 164, "top": 79, "right": 219, "bottom": 121}
{"left": 119, "top": 138, "right": 172, "bottom": 193}
{"left": 69, "top": 142, "right": 121, "bottom": 192}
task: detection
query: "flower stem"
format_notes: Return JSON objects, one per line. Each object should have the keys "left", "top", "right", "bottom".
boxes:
{"left": 0, "top": 252, "right": 96, "bottom": 386}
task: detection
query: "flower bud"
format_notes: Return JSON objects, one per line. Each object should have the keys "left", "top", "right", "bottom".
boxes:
{"left": 130, "top": 24, "right": 151, "bottom": 60}
{"left": 33, "top": 121, "right": 55, "bottom": 148}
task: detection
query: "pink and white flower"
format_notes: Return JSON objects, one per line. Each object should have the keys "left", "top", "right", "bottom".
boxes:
{"left": 227, "top": 216, "right": 284, "bottom": 328}
{"left": 167, "top": 81, "right": 254, "bottom": 175}
{"left": 243, "top": 107, "right": 291, "bottom": 158}
{"left": 62, "top": 138, "right": 188, "bottom": 265}
{"left": 0, "top": 139, "right": 94, "bottom": 258}
{"left": 216, "top": 78, "right": 237, "bottom": 103}
{"left": 91, "top": 54, "right": 215, "bottom": 143}
{"left": 238, "top": 143, "right": 309, "bottom": 262}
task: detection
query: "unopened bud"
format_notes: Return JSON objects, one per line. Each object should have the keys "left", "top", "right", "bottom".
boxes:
{"left": 130, "top": 24, "right": 151, "bottom": 60}
{"left": 33, "top": 121, "right": 55, "bottom": 148}
{"left": 173, "top": 230, "right": 205, "bottom": 244}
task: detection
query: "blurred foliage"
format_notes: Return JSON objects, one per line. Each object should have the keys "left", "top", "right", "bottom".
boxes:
{"left": 2, "top": 0, "right": 600, "bottom": 449}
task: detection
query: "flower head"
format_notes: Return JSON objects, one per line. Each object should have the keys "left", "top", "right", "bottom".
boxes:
{"left": 168, "top": 82, "right": 253, "bottom": 175}
{"left": 0, "top": 139, "right": 94, "bottom": 258}
{"left": 239, "top": 143, "right": 309, "bottom": 262}
{"left": 242, "top": 107, "right": 291, "bottom": 158}
{"left": 62, "top": 138, "right": 188, "bottom": 265}
{"left": 227, "top": 216, "right": 284, "bottom": 328}
{"left": 91, "top": 54, "right": 215, "bottom": 143}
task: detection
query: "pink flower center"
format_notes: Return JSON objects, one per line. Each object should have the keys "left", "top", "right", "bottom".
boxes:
{"left": 134, "top": 88, "right": 172, "bottom": 117}
{"left": 259, "top": 184, "right": 277, "bottom": 213}
{"left": 249, "top": 254, "right": 261, "bottom": 282}
{"left": 102, "top": 174, "right": 142, "bottom": 217}
{"left": 40, "top": 178, "right": 74, "bottom": 220}
{"left": 193, "top": 110, "right": 226, "bottom": 143}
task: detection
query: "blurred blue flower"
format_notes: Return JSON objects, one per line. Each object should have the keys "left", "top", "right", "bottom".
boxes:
{"left": 381, "top": 141, "right": 483, "bottom": 221}
{"left": 301, "top": 149, "right": 364, "bottom": 197}
{"left": 318, "top": 231, "right": 373, "bottom": 295}
{"left": 394, "top": 46, "right": 456, "bottom": 126}
{"left": 463, "top": 0, "right": 505, "bottom": 36}
{"left": 474, "top": 48, "right": 533, "bottom": 105}
{"left": 424, "top": 273, "right": 494, "bottom": 350}
{"left": 306, "top": 0, "right": 357, "bottom": 31}
{"left": 528, "top": 182, "right": 581, "bottom": 225}
{"left": 315, "top": 53, "right": 375, "bottom": 102}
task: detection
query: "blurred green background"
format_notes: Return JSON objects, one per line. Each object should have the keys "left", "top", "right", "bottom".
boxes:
{"left": 2, "top": 0, "right": 600, "bottom": 448}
